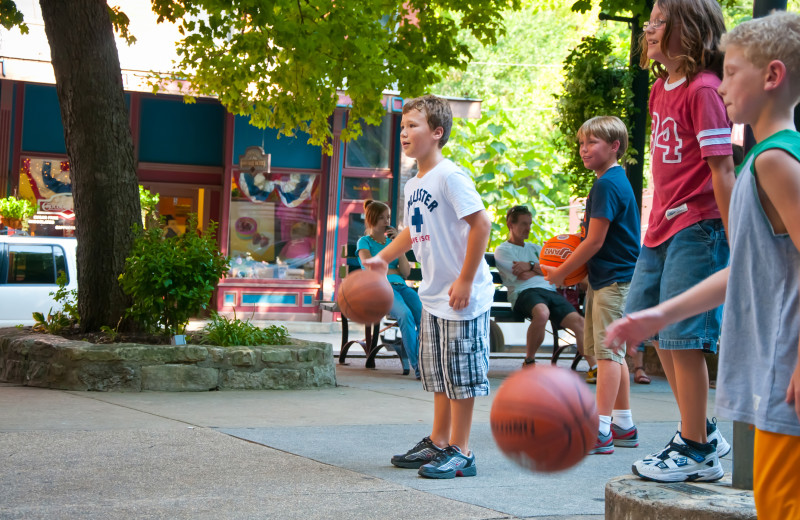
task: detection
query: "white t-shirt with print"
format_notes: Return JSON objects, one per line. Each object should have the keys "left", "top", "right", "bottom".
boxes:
{"left": 403, "top": 158, "right": 494, "bottom": 320}
{"left": 493, "top": 241, "right": 554, "bottom": 307}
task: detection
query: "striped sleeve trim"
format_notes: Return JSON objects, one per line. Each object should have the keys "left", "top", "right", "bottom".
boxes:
{"left": 700, "top": 137, "right": 733, "bottom": 147}
{"left": 697, "top": 128, "right": 732, "bottom": 148}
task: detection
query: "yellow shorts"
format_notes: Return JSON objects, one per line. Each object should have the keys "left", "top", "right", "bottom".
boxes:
{"left": 754, "top": 427, "right": 800, "bottom": 520}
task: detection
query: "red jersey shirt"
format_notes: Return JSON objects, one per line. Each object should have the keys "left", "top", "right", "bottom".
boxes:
{"left": 646, "top": 71, "right": 732, "bottom": 247}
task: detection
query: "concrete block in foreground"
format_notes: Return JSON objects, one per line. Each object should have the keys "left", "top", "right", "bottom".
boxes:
{"left": 606, "top": 475, "right": 755, "bottom": 520}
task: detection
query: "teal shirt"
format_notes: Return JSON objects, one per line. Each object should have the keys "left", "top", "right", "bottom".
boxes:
{"left": 356, "top": 235, "right": 405, "bottom": 285}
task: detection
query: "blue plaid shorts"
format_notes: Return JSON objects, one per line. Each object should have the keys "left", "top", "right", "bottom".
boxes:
{"left": 419, "top": 309, "right": 490, "bottom": 399}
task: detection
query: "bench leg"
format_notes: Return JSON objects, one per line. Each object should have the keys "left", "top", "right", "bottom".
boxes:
{"left": 364, "top": 323, "right": 381, "bottom": 369}
{"left": 338, "top": 317, "right": 351, "bottom": 364}
{"left": 550, "top": 322, "right": 581, "bottom": 371}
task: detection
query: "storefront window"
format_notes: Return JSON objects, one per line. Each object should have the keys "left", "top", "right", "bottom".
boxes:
{"left": 342, "top": 177, "right": 391, "bottom": 201}
{"left": 228, "top": 170, "right": 320, "bottom": 280}
{"left": 345, "top": 114, "right": 393, "bottom": 169}
{"left": 17, "top": 156, "right": 76, "bottom": 237}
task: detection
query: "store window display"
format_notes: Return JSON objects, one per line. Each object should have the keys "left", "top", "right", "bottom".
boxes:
{"left": 228, "top": 168, "right": 319, "bottom": 280}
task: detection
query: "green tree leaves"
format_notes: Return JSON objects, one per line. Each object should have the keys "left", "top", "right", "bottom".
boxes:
{"left": 146, "top": 0, "right": 518, "bottom": 152}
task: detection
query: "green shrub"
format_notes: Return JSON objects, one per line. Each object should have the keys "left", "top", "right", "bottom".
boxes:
{"left": 119, "top": 215, "right": 229, "bottom": 336}
{"left": 32, "top": 272, "right": 79, "bottom": 334}
{"left": 199, "top": 311, "right": 290, "bottom": 347}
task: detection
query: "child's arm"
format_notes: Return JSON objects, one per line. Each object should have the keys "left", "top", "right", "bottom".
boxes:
{"left": 707, "top": 155, "right": 736, "bottom": 233}
{"left": 543, "top": 217, "right": 609, "bottom": 287}
{"left": 605, "top": 267, "right": 730, "bottom": 357}
{"left": 754, "top": 149, "right": 800, "bottom": 419}
{"left": 449, "top": 209, "right": 491, "bottom": 311}
{"left": 363, "top": 227, "right": 412, "bottom": 275}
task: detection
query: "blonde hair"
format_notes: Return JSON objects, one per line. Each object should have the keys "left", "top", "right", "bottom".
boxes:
{"left": 402, "top": 94, "right": 453, "bottom": 148}
{"left": 363, "top": 199, "right": 389, "bottom": 228}
{"left": 577, "top": 116, "right": 629, "bottom": 159}
{"left": 639, "top": 0, "right": 726, "bottom": 82}
{"left": 721, "top": 11, "right": 800, "bottom": 102}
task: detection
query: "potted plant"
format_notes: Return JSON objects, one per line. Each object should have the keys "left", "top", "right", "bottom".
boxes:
{"left": 0, "top": 196, "right": 36, "bottom": 230}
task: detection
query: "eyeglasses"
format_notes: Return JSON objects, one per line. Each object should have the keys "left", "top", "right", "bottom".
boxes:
{"left": 643, "top": 18, "right": 667, "bottom": 30}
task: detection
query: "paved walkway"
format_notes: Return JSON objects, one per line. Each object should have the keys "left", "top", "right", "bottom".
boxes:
{"left": 0, "top": 325, "right": 739, "bottom": 519}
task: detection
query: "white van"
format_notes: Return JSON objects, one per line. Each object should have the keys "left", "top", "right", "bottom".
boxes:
{"left": 0, "top": 236, "right": 78, "bottom": 326}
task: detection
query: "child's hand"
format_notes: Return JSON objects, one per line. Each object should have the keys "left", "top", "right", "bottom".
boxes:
{"left": 448, "top": 277, "right": 472, "bottom": 311}
{"left": 786, "top": 360, "right": 800, "bottom": 421}
{"left": 385, "top": 226, "right": 398, "bottom": 240}
{"left": 542, "top": 265, "right": 566, "bottom": 287}
{"left": 362, "top": 255, "right": 388, "bottom": 275}
{"left": 605, "top": 308, "right": 666, "bottom": 357}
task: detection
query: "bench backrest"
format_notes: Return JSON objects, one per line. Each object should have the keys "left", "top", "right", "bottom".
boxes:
{"left": 341, "top": 244, "right": 422, "bottom": 283}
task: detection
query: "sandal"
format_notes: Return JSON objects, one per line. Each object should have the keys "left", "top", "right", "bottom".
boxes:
{"left": 634, "top": 366, "right": 651, "bottom": 385}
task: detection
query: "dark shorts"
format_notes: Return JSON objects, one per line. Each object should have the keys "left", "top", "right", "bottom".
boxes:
{"left": 513, "top": 287, "right": 577, "bottom": 327}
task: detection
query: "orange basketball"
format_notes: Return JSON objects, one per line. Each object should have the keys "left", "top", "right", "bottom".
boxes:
{"left": 337, "top": 269, "right": 394, "bottom": 325}
{"left": 540, "top": 234, "right": 587, "bottom": 286}
{"left": 490, "top": 365, "right": 598, "bottom": 473}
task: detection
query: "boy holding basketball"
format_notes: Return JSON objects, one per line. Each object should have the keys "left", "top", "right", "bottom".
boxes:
{"left": 544, "top": 116, "right": 641, "bottom": 455}
{"left": 606, "top": 12, "right": 800, "bottom": 516}
{"left": 364, "top": 94, "right": 495, "bottom": 478}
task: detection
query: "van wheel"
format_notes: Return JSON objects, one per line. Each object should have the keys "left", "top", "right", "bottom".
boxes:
{"left": 489, "top": 320, "right": 505, "bottom": 352}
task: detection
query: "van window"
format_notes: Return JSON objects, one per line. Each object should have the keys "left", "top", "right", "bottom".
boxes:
{"left": 54, "top": 246, "right": 69, "bottom": 283}
{"left": 6, "top": 245, "right": 57, "bottom": 284}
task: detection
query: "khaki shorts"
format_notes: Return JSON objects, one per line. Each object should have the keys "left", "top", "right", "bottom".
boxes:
{"left": 584, "top": 282, "right": 630, "bottom": 364}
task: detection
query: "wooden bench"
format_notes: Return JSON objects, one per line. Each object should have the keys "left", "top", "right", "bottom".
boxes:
{"left": 319, "top": 247, "right": 583, "bottom": 370}
{"left": 318, "top": 245, "right": 422, "bottom": 373}
{"left": 484, "top": 252, "right": 583, "bottom": 369}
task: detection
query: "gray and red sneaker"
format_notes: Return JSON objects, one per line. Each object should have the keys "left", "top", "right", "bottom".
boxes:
{"left": 611, "top": 423, "right": 639, "bottom": 448}
{"left": 590, "top": 430, "right": 614, "bottom": 454}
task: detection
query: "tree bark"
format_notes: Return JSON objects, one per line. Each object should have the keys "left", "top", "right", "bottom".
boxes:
{"left": 39, "top": 0, "right": 141, "bottom": 332}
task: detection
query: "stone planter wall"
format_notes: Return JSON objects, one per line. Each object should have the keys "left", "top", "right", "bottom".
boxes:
{"left": 0, "top": 328, "right": 336, "bottom": 392}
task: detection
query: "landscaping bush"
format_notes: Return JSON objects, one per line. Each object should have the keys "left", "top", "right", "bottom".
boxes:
{"left": 119, "top": 215, "right": 229, "bottom": 336}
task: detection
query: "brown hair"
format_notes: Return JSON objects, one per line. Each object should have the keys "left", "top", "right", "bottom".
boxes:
{"left": 721, "top": 11, "right": 800, "bottom": 103}
{"left": 505, "top": 205, "right": 532, "bottom": 225}
{"left": 363, "top": 199, "right": 389, "bottom": 228}
{"left": 639, "top": 0, "right": 726, "bottom": 82}
{"left": 402, "top": 94, "right": 453, "bottom": 148}
{"left": 577, "top": 116, "right": 629, "bottom": 159}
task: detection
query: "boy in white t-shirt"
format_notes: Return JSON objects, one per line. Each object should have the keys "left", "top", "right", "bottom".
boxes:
{"left": 364, "top": 94, "right": 494, "bottom": 479}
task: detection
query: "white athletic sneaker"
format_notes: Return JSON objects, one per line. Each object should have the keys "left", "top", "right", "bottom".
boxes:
{"left": 633, "top": 434, "right": 724, "bottom": 483}
{"left": 643, "top": 418, "right": 730, "bottom": 464}
{"left": 707, "top": 417, "right": 731, "bottom": 458}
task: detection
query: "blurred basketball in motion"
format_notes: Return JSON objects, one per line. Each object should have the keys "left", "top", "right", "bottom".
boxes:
{"left": 540, "top": 234, "right": 587, "bottom": 286}
{"left": 337, "top": 269, "right": 394, "bottom": 325}
{"left": 490, "top": 365, "right": 598, "bottom": 473}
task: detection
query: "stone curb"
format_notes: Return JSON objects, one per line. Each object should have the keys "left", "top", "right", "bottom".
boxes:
{"left": 0, "top": 328, "right": 336, "bottom": 392}
{"left": 605, "top": 476, "right": 756, "bottom": 519}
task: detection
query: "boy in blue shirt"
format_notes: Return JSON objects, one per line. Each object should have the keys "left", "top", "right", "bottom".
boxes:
{"left": 545, "top": 116, "right": 641, "bottom": 455}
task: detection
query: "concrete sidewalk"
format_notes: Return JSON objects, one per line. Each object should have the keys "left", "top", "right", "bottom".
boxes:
{"left": 1, "top": 326, "right": 742, "bottom": 519}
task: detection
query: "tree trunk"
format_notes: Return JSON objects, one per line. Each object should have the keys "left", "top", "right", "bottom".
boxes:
{"left": 39, "top": 0, "right": 141, "bottom": 332}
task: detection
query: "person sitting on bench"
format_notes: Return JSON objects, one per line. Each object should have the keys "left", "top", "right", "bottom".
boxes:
{"left": 493, "top": 205, "right": 597, "bottom": 382}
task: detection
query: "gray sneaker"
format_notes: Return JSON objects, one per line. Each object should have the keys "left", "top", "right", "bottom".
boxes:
{"left": 418, "top": 445, "right": 477, "bottom": 479}
{"left": 391, "top": 437, "right": 445, "bottom": 468}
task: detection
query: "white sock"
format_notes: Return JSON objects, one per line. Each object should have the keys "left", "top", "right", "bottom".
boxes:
{"left": 599, "top": 414, "right": 612, "bottom": 436}
{"left": 612, "top": 409, "right": 634, "bottom": 430}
